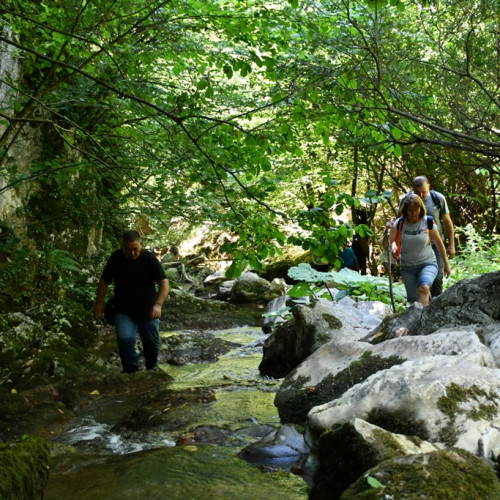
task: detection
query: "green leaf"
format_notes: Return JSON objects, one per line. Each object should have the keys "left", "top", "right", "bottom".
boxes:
{"left": 366, "top": 476, "right": 385, "bottom": 489}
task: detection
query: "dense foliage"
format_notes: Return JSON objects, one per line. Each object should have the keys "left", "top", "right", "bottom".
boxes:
{"left": 0, "top": 0, "right": 498, "bottom": 307}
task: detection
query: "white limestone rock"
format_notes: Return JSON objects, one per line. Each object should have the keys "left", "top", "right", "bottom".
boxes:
{"left": 306, "top": 355, "right": 500, "bottom": 455}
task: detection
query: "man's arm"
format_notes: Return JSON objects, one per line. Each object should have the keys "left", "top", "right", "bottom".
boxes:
{"left": 151, "top": 279, "right": 169, "bottom": 320}
{"left": 93, "top": 278, "right": 109, "bottom": 321}
{"left": 441, "top": 213, "right": 455, "bottom": 258}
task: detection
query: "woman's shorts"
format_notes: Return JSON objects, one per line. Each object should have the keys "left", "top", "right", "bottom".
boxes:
{"left": 400, "top": 261, "right": 438, "bottom": 303}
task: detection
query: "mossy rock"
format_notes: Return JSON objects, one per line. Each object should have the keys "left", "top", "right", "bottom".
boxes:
{"left": 160, "top": 330, "right": 241, "bottom": 365}
{"left": 276, "top": 353, "right": 405, "bottom": 425}
{"left": 0, "top": 436, "right": 50, "bottom": 500}
{"left": 309, "top": 423, "right": 382, "bottom": 500}
{"left": 161, "top": 289, "right": 262, "bottom": 330}
{"left": 340, "top": 448, "right": 500, "bottom": 499}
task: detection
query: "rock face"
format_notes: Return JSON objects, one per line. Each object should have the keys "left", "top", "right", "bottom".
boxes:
{"left": 370, "top": 271, "right": 500, "bottom": 342}
{"left": 259, "top": 297, "right": 390, "bottom": 379}
{"left": 263, "top": 272, "right": 500, "bottom": 498}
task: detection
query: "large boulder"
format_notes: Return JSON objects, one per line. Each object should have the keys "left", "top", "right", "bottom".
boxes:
{"left": 306, "top": 354, "right": 500, "bottom": 456}
{"left": 259, "top": 297, "right": 389, "bottom": 379}
{"left": 274, "top": 324, "right": 493, "bottom": 426}
{"left": 229, "top": 272, "right": 272, "bottom": 304}
{"left": 370, "top": 271, "right": 500, "bottom": 343}
{"left": 340, "top": 448, "right": 500, "bottom": 500}
{"left": 309, "top": 418, "right": 440, "bottom": 500}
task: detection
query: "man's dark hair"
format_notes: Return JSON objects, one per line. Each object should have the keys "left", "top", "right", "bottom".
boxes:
{"left": 123, "top": 230, "right": 141, "bottom": 244}
{"left": 412, "top": 175, "right": 429, "bottom": 188}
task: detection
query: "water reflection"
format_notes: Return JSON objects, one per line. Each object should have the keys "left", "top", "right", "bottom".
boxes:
{"left": 45, "top": 326, "right": 308, "bottom": 499}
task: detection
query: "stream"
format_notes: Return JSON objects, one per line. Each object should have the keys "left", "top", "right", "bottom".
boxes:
{"left": 43, "top": 326, "right": 308, "bottom": 499}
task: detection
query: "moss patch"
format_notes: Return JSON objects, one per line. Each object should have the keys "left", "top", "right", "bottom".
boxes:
{"left": 437, "top": 383, "right": 499, "bottom": 422}
{"left": 322, "top": 313, "right": 342, "bottom": 330}
{"left": 340, "top": 448, "right": 500, "bottom": 499}
{"left": 276, "top": 353, "right": 405, "bottom": 425}
{"left": 366, "top": 408, "right": 429, "bottom": 441}
{"left": 0, "top": 436, "right": 50, "bottom": 500}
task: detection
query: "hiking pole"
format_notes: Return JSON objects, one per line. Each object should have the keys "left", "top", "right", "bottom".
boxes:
{"left": 386, "top": 227, "right": 396, "bottom": 313}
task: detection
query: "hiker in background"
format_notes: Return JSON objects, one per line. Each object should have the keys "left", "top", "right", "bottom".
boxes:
{"left": 152, "top": 241, "right": 162, "bottom": 260}
{"left": 400, "top": 175, "right": 455, "bottom": 298}
{"left": 391, "top": 194, "right": 451, "bottom": 306}
{"left": 380, "top": 220, "right": 396, "bottom": 278}
{"left": 169, "top": 246, "right": 179, "bottom": 260}
{"left": 337, "top": 241, "right": 360, "bottom": 272}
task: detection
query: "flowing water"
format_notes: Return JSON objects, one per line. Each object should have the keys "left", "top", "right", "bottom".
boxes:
{"left": 44, "top": 326, "right": 308, "bottom": 499}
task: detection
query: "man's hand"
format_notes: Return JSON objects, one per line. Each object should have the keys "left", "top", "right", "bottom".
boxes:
{"left": 447, "top": 244, "right": 456, "bottom": 258}
{"left": 151, "top": 303, "right": 163, "bottom": 320}
{"left": 93, "top": 302, "right": 103, "bottom": 322}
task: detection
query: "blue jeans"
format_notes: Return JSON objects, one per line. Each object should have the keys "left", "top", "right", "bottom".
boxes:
{"left": 400, "top": 262, "right": 438, "bottom": 304}
{"left": 431, "top": 245, "right": 444, "bottom": 297}
{"left": 114, "top": 314, "right": 160, "bottom": 373}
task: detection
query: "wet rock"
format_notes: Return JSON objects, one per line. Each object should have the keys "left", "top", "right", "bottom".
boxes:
{"left": 114, "top": 387, "right": 216, "bottom": 431}
{"left": 340, "top": 448, "right": 500, "bottom": 499}
{"left": 177, "top": 426, "right": 233, "bottom": 446}
{"left": 161, "top": 289, "right": 261, "bottom": 329}
{"left": 160, "top": 330, "right": 242, "bottom": 365}
{"left": 238, "top": 424, "right": 310, "bottom": 472}
{"left": 309, "top": 418, "right": 440, "bottom": 500}
{"left": 258, "top": 319, "right": 300, "bottom": 378}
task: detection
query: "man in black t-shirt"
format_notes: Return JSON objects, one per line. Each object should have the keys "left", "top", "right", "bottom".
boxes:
{"left": 93, "top": 230, "right": 169, "bottom": 373}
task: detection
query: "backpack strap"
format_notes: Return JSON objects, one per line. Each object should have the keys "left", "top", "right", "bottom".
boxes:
{"left": 429, "top": 190, "right": 445, "bottom": 217}
{"left": 426, "top": 215, "right": 434, "bottom": 231}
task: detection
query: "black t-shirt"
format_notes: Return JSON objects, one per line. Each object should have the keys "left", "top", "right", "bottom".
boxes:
{"left": 101, "top": 249, "right": 167, "bottom": 320}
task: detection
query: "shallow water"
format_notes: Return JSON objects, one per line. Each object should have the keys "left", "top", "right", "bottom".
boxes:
{"left": 44, "top": 326, "right": 308, "bottom": 499}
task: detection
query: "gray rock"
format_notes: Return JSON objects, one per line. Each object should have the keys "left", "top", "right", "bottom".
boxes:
{"left": 370, "top": 271, "right": 500, "bottom": 342}
{"left": 229, "top": 272, "right": 271, "bottom": 304}
{"left": 259, "top": 298, "right": 389, "bottom": 379}
{"left": 306, "top": 354, "right": 500, "bottom": 455}
{"left": 238, "top": 424, "right": 309, "bottom": 471}
{"left": 309, "top": 418, "right": 440, "bottom": 499}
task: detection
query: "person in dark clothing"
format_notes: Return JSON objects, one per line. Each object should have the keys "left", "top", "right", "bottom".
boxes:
{"left": 93, "top": 230, "right": 169, "bottom": 373}
{"left": 338, "top": 242, "right": 360, "bottom": 272}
